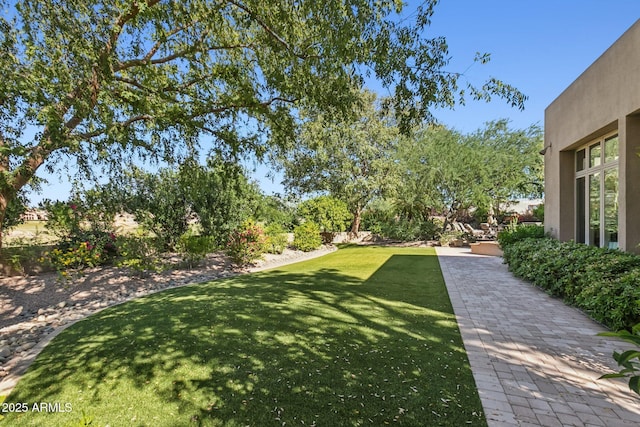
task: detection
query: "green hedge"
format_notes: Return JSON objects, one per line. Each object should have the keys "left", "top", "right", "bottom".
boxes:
{"left": 497, "top": 224, "right": 546, "bottom": 247}
{"left": 501, "top": 237, "right": 640, "bottom": 331}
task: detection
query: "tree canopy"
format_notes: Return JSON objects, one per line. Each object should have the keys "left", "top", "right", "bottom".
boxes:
{"left": 278, "top": 90, "right": 401, "bottom": 233}
{"left": 0, "top": 0, "right": 526, "bottom": 247}
{"left": 394, "top": 121, "right": 543, "bottom": 229}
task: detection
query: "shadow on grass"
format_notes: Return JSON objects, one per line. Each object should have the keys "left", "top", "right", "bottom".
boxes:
{"left": 3, "top": 248, "right": 485, "bottom": 426}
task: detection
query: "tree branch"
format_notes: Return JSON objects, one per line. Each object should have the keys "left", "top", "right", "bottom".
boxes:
{"left": 227, "top": 0, "right": 314, "bottom": 60}
{"left": 74, "top": 114, "right": 155, "bottom": 140}
{"left": 192, "top": 96, "right": 298, "bottom": 119}
{"left": 116, "top": 41, "right": 255, "bottom": 72}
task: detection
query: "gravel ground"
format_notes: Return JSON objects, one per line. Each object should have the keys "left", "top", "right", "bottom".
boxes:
{"left": 0, "top": 245, "right": 336, "bottom": 395}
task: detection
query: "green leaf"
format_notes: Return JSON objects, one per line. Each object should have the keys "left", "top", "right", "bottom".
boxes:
{"left": 615, "top": 350, "right": 640, "bottom": 366}
{"left": 599, "top": 373, "right": 627, "bottom": 379}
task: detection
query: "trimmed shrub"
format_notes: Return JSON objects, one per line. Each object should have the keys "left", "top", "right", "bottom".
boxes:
{"left": 293, "top": 221, "right": 322, "bottom": 252}
{"left": 502, "top": 237, "right": 640, "bottom": 330}
{"left": 264, "top": 223, "right": 289, "bottom": 254}
{"left": 497, "top": 224, "right": 546, "bottom": 248}
{"left": 575, "top": 268, "right": 640, "bottom": 330}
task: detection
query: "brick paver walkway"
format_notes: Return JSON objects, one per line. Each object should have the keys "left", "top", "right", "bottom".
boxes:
{"left": 436, "top": 246, "right": 640, "bottom": 427}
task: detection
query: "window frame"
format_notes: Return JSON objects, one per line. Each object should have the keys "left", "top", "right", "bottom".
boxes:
{"left": 575, "top": 132, "right": 619, "bottom": 248}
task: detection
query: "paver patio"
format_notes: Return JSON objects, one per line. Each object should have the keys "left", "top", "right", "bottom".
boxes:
{"left": 436, "top": 246, "right": 640, "bottom": 427}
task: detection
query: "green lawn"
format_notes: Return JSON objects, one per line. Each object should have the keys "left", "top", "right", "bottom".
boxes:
{"left": 1, "top": 245, "right": 485, "bottom": 426}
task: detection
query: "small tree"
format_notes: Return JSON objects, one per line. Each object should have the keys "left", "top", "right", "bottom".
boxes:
{"left": 279, "top": 90, "right": 401, "bottom": 233}
{"left": 119, "top": 168, "right": 191, "bottom": 251}
{"left": 396, "top": 125, "right": 488, "bottom": 231}
{"left": 298, "top": 196, "right": 351, "bottom": 233}
{"left": 180, "top": 156, "right": 260, "bottom": 246}
{"left": 464, "top": 120, "right": 544, "bottom": 218}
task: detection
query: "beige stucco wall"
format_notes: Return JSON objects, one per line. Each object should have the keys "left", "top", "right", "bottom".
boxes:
{"left": 544, "top": 19, "right": 640, "bottom": 252}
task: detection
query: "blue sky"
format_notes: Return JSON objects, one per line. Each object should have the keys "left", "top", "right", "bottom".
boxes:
{"left": 31, "top": 1, "right": 640, "bottom": 203}
{"left": 424, "top": 0, "right": 640, "bottom": 132}
{"left": 254, "top": 1, "right": 640, "bottom": 195}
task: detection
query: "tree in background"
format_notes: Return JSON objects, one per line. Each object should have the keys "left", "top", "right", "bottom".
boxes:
{"left": 0, "top": 0, "right": 526, "bottom": 249}
{"left": 464, "top": 120, "right": 544, "bottom": 218}
{"left": 180, "top": 156, "right": 261, "bottom": 246}
{"left": 253, "top": 194, "right": 298, "bottom": 230}
{"left": 396, "top": 125, "right": 488, "bottom": 231}
{"left": 119, "top": 167, "right": 191, "bottom": 250}
{"left": 279, "top": 90, "right": 401, "bottom": 233}
{"left": 103, "top": 156, "right": 259, "bottom": 250}
{"left": 298, "top": 196, "right": 351, "bottom": 233}
{"left": 394, "top": 121, "right": 542, "bottom": 231}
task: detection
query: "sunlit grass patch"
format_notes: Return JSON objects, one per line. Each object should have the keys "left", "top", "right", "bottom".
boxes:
{"left": 2, "top": 245, "right": 486, "bottom": 426}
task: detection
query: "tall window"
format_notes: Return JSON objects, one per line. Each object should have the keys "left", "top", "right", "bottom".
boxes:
{"left": 575, "top": 134, "right": 619, "bottom": 248}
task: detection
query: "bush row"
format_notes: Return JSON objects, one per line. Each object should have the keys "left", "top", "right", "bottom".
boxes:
{"left": 39, "top": 219, "right": 325, "bottom": 274}
{"left": 500, "top": 232, "right": 640, "bottom": 331}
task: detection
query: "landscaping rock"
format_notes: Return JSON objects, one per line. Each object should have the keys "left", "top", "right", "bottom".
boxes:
{"left": 0, "top": 246, "right": 337, "bottom": 391}
{"left": 0, "top": 347, "right": 10, "bottom": 358}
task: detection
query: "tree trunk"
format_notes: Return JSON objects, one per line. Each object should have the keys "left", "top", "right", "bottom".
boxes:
{"left": 442, "top": 204, "right": 458, "bottom": 233}
{"left": 350, "top": 207, "right": 362, "bottom": 235}
{"left": 0, "top": 192, "right": 7, "bottom": 254}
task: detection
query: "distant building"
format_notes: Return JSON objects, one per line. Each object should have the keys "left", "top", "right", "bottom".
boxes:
{"left": 544, "top": 19, "right": 640, "bottom": 253}
{"left": 20, "top": 209, "right": 48, "bottom": 222}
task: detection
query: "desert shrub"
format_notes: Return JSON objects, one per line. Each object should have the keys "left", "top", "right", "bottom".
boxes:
{"left": 264, "top": 223, "right": 289, "bottom": 254}
{"left": 226, "top": 221, "right": 267, "bottom": 266}
{"left": 115, "top": 235, "right": 164, "bottom": 274}
{"left": 43, "top": 230, "right": 118, "bottom": 277}
{"left": 40, "top": 200, "right": 119, "bottom": 275}
{"left": 502, "top": 237, "right": 640, "bottom": 330}
{"left": 177, "top": 233, "right": 218, "bottom": 268}
{"left": 438, "top": 230, "right": 463, "bottom": 246}
{"left": 293, "top": 221, "right": 322, "bottom": 252}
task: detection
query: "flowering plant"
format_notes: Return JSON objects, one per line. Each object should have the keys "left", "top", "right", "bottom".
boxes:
{"left": 41, "top": 200, "right": 119, "bottom": 276}
{"left": 226, "top": 220, "right": 267, "bottom": 266}
{"left": 43, "top": 230, "right": 118, "bottom": 276}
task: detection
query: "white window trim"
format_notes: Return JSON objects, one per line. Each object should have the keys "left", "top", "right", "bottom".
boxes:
{"left": 575, "top": 131, "right": 619, "bottom": 247}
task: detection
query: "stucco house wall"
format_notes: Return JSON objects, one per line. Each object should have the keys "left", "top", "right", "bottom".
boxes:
{"left": 544, "top": 19, "right": 640, "bottom": 253}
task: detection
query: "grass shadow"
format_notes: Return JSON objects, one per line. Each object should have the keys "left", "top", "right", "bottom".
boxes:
{"left": 2, "top": 246, "right": 485, "bottom": 426}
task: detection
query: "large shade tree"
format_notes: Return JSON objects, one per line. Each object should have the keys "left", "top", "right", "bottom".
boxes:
{"left": 465, "top": 119, "right": 544, "bottom": 217}
{"left": 279, "top": 90, "right": 401, "bottom": 233}
{"left": 0, "top": 0, "right": 526, "bottom": 248}
{"left": 396, "top": 125, "right": 488, "bottom": 230}
{"left": 395, "top": 121, "right": 543, "bottom": 230}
